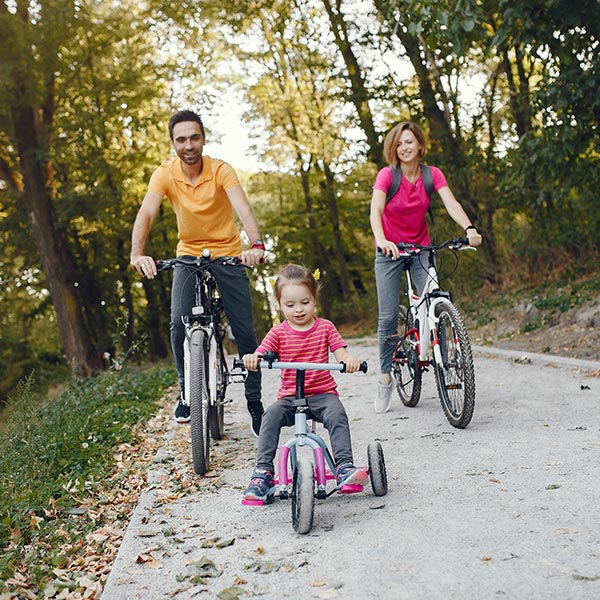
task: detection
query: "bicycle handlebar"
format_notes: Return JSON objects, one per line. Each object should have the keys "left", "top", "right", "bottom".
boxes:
{"left": 155, "top": 254, "right": 244, "bottom": 273}
{"left": 232, "top": 357, "right": 368, "bottom": 374}
{"left": 395, "top": 238, "right": 472, "bottom": 252}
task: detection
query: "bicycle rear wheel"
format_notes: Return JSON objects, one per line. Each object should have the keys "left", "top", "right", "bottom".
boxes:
{"left": 433, "top": 300, "right": 475, "bottom": 429}
{"left": 208, "top": 341, "right": 226, "bottom": 441}
{"left": 392, "top": 305, "right": 422, "bottom": 407}
{"left": 189, "top": 329, "right": 210, "bottom": 474}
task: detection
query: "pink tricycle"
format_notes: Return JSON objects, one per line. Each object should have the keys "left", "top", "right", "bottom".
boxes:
{"left": 234, "top": 352, "right": 388, "bottom": 534}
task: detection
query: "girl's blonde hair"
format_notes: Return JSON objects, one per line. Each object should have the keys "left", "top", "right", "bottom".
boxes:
{"left": 273, "top": 264, "right": 319, "bottom": 302}
{"left": 383, "top": 121, "right": 427, "bottom": 166}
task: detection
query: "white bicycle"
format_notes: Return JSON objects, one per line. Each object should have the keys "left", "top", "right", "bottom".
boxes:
{"left": 390, "top": 238, "right": 476, "bottom": 429}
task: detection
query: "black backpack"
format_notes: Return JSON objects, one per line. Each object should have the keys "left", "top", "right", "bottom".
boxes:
{"left": 385, "top": 163, "right": 435, "bottom": 224}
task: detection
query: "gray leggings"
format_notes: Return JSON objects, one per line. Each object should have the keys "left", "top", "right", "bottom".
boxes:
{"left": 255, "top": 393, "right": 353, "bottom": 473}
{"left": 375, "top": 250, "right": 432, "bottom": 374}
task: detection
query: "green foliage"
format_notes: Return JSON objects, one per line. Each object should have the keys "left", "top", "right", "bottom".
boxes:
{"left": 0, "top": 363, "right": 176, "bottom": 584}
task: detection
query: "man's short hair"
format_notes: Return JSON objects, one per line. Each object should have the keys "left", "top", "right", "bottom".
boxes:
{"left": 168, "top": 110, "right": 206, "bottom": 140}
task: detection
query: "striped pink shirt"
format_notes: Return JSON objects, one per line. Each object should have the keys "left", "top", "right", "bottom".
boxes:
{"left": 257, "top": 318, "right": 347, "bottom": 399}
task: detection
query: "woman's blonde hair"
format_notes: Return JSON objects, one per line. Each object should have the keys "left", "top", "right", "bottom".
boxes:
{"left": 383, "top": 121, "right": 427, "bottom": 166}
{"left": 273, "top": 264, "right": 319, "bottom": 303}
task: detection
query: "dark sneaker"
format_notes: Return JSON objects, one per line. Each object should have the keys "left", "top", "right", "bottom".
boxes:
{"left": 247, "top": 401, "right": 264, "bottom": 437}
{"left": 336, "top": 463, "right": 368, "bottom": 489}
{"left": 174, "top": 394, "right": 190, "bottom": 423}
{"left": 242, "top": 471, "right": 275, "bottom": 504}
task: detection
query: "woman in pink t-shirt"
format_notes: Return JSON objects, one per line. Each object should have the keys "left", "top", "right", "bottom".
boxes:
{"left": 241, "top": 264, "right": 366, "bottom": 504}
{"left": 369, "top": 121, "right": 482, "bottom": 414}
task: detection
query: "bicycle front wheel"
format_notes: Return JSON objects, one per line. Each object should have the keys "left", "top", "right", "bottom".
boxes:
{"left": 392, "top": 305, "right": 422, "bottom": 407}
{"left": 189, "top": 329, "right": 210, "bottom": 474}
{"left": 208, "top": 342, "right": 226, "bottom": 441}
{"left": 433, "top": 300, "right": 475, "bottom": 429}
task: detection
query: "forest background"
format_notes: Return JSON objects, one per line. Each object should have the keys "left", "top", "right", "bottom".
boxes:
{"left": 1, "top": 0, "right": 599, "bottom": 406}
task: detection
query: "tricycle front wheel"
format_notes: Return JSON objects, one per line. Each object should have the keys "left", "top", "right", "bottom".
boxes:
{"left": 292, "top": 454, "right": 315, "bottom": 534}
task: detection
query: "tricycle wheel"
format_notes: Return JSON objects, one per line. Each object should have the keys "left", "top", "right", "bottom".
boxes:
{"left": 367, "top": 442, "right": 388, "bottom": 497}
{"left": 292, "top": 454, "right": 314, "bottom": 534}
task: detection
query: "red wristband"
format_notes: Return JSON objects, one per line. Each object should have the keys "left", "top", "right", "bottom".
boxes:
{"left": 251, "top": 240, "right": 265, "bottom": 250}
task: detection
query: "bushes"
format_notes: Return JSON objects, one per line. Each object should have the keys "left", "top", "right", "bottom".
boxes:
{"left": 0, "top": 363, "right": 176, "bottom": 588}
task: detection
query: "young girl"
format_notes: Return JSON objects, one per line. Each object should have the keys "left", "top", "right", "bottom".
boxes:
{"left": 242, "top": 264, "right": 364, "bottom": 504}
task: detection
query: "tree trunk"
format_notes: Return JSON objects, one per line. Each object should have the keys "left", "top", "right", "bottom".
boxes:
{"left": 321, "top": 0, "right": 384, "bottom": 168}
{"left": 12, "top": 104, "right": 103, "bottom": 376}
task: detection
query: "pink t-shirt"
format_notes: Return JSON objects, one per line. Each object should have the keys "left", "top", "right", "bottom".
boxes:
{"left": 257, "top": 318, "right": 347, "bottom": 399}
{"left": 373, "top": 165, "right": 448, "bottom": 245}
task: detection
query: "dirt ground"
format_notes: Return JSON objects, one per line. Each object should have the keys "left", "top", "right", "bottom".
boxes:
{"left": 466, "top": 294, "right": 600, "bottom": 363}
{"left": 101, "top": 334, "right": 600, "bottom": 600}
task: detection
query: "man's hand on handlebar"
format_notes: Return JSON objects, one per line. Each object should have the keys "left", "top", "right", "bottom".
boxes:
{"left": 130, "top": 255, "right": 157, "bottom": 279}
{"left": 240, "top": 248, "right": 265, "bottom": 267}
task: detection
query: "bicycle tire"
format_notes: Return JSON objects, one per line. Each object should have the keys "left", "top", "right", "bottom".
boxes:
{"left": 367, "top": 442, "right": 388, "bottom": 497}
{"left": 189, "top": 329, "right": 210, "bottom": 474}
{"left": 208, "top": 342, "right": 226, "bottom": 441}
{"left": 393, "top": 305, "right": 422, "bottom": 407}
{"left": 292, "top": 454, "right": 315, "bottom": 534}
{"left": 433, "top": 300, "right": 475, "bottom": 429}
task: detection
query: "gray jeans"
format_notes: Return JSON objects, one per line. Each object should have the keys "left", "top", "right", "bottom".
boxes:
{"left": 170, "top": 258, "right": 261, "bottom": 404}
{"left": 255, "top": 393, "right": 353, "bottom": 473}
{"left": 374, "top": 250, "right": 432, "bottom": 374}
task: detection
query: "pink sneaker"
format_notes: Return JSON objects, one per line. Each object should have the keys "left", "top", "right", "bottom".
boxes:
{"left": 336, "top": 464, "right": 368, "bottom": 489}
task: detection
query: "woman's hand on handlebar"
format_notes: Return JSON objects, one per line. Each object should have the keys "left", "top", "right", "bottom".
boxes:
{"left": 242, "top": 352, "right": 261, "bottom": 371}
{"left": 130, "top": 254, "right": 157, "bottom": 279}
{"left": 465, "top": 228, "right": 483, "bottom": 247}
{"left": 377, "top": 239, "right": 403, "bottom": 260}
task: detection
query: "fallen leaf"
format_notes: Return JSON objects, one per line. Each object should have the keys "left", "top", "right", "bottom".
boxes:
{"left": 217, "top": 586, "right": 246, "bottom": 600}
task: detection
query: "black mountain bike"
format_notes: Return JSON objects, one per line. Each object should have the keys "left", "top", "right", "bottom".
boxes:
{"left": 156, "top": 251, "right": 242, "bottom": 474}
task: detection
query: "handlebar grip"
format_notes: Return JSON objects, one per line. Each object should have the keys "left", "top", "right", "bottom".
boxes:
{"left": 233, "top": 358, "right": 245, "bottom": 369}
{"left": 340, "top": 361, "right": 368, "bottom": 373}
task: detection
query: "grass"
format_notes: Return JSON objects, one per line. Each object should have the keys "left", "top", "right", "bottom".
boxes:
{"left": 0, "top": 362, "right": 176, "bottom": 597}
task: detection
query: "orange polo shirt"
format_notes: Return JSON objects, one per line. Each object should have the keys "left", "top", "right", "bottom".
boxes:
{"left": 148, "top": 156, "right": 242, "bottom": 257}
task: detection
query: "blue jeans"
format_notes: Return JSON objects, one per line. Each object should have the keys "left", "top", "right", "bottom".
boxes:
{"left": 170, "top": 258, "right": 261, "bottom": 404}
{"left": 374, "top": 251, "right": 432, "bottom": 375}
{"left": 255, "top": 393, "right": 353, "bottom": 473}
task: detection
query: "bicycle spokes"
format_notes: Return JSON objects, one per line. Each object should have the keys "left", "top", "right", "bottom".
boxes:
{"left": 433, "top": 301, "right": 475, "bottom": 429}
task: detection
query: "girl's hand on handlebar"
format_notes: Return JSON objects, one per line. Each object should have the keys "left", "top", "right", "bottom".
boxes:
{"left": 240, "top": 248, "right": 265, "bottom": 267}
{"left": 130, "top": 255, "right": 157, "bottom": 279}
{"left": 342, "top": 356, "right": 363, "bottom": 373}
{"left": 242, "top": 352, "right": 261, "bottom": 371}
{"left": 334, "top": 348, "right": 362, "bottom": 373}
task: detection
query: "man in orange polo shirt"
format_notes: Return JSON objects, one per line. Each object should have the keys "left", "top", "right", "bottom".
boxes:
{"left": 130, "top": 110, "right": 265, "bottom": 436}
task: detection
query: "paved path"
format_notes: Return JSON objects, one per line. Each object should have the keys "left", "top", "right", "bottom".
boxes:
{"left": 102, "top": 341, "right": 600, "bottom": 600}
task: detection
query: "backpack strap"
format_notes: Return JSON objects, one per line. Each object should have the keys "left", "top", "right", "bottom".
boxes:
{"left": 385, "top": 163, "right": 435, "bottom": 224}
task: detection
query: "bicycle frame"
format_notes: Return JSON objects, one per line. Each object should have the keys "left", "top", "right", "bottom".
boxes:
{"left": 157, "top": 252, "right": 240, "bottom": 474}
{"left": 391, "top": 238, "right": 477, "bottom": 429}
{"left": 403, "top": 250, "right": 452, "bottom": 366}
{"left": 182, "top": 263, "right": 226, "bottom": 413}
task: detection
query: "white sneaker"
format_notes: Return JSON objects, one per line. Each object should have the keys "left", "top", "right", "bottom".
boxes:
{"left": 375, "top": 380, "right": 393, "bottom": 413}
